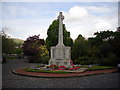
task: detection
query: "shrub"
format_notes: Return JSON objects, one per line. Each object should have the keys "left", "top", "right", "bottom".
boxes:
{"left": 76, "top": 56, "right": 93, "bottom": 64}
{"left": 29, "top": 56, "right": 41, "bottom": 63}
{"left": 41, "top": 56, "right": 50, "bottom": 64}
{"left": 28, "top": 55, "right": 49, "bottom": 63}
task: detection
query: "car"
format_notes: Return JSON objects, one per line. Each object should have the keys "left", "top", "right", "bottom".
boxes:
{"left": 117, "top": 64, "right": 120, "bottom": 72}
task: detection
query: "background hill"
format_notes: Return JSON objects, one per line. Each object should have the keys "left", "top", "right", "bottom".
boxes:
{"left": 12, "top": 38, "right": 24, "bottom": 44}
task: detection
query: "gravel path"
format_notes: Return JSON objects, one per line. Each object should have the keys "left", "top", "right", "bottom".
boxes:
{"left": 2, "top": 59, "right": 119, "bottom": 88}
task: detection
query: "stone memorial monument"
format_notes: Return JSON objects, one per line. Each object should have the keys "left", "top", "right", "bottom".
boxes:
{"left": 49, "top": 12, "right": 71, "bottom": 67}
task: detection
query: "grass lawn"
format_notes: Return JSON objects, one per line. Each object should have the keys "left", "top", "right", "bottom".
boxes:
{"left": 76, "top": 65, "right": 115, "bottom": 71}
{"left": 24, "top": 68, "right": 70, "bottom": 73}
{"left": 87, "top": 66, "right": 115, "bottom": 71}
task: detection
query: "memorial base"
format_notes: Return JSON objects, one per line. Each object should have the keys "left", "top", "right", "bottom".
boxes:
{"left": 49, "top": 44, "right": 71, "bottom": 67}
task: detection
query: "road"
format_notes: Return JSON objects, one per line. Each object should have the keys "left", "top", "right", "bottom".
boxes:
{"left": 2, "top": 59, "right": 119, "bottom": 88}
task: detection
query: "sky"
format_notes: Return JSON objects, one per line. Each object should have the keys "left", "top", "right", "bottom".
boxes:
{"left": 1, "top": 2, "right": 118, "bottom": 40}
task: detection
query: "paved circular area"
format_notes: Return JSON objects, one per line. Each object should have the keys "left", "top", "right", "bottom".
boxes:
{"left": 2, "top": 59, "right": 120, "bottom": 88}
{"left": 13, "top": 68, "right": 117, "bottom": 78}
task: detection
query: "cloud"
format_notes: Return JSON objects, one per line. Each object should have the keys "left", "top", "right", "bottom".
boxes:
{"left": 63, "top": 6, "right": 90, "bottom": 22}
{"left": 95, "top": 19, "right": 112, "bottom": 30}
{"left": 84, "top": 6, "right": 111, "bottom": 13}
{"left": 63, "top": 5, "right": 117, "bottom": 40}
{"left": 2, "top": 18, "right": 53, "bottom": 40}
{"left": 2, "top": 4, "right": 118, "bottom": 40}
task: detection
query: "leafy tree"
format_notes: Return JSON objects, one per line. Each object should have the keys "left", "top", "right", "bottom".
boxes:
{"left": 39, "top": 45, "right": 49, "bottom": 57}
{"left": 110, "top": 31, "right": 120, "bottom": 64}
{"left": 88, "top": 30, "right": 120, "bottom": 66}
{"left": 23, "top": 34, "right": 49, "bottom": 63}
{"left": 45, "top": 19, "right": 73, "bottom": 51}
{"left": 72, "top": 34, "right": 89, "bottom": 63}
{"left": 1, "top": 28, "right": 16, "bottom": 55}
{"left": 39, "top": 45, "right": 49, "bottom": 64}
{"left": 23, "top": 34, "right": 44, "bottom": 56}
{"left": 13, "top": 43, "right": 23, "bottom": 58}
{"left": 72, "top": 30, "right": 120, "bottom": 66}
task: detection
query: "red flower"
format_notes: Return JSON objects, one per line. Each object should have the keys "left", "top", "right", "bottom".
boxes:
{"left": 74, "top": 67, "right": 80, "bottom": 70}
{"left": 69, "top": 68, "right": 74, "bottom": 70}
{"left": 70, "top": 60, "right": 75, "bottom": 67}
{"left": 70, "top": 60, "right": 73, "bottom": 63}
{"left": 58, "top": 65, "right": 66, "bottom": 70}
{"left": 50, "top": 64, "right": 57, "bottom": 69}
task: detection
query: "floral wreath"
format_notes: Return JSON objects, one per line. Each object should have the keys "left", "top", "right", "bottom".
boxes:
{"left": 50, "top": 64, "right": 57, "bottom": 69}
{"left": 58, "top": 65, "right": 66, "bottom": 70}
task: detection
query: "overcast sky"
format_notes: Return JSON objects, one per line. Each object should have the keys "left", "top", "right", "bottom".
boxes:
{"left": 2, "top": 2, "right": 118, "bottom": 40}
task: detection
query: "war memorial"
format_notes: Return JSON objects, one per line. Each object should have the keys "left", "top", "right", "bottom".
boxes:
{"left": 49, "top": 12, "right": 71, "bottom": 68}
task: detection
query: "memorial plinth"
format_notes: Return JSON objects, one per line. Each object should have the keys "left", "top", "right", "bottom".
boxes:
{"left": 49, "top": 12, "right": 71, "bottom": 67}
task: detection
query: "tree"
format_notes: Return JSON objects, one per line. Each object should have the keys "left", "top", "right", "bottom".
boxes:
{"left": 22, "top": 34, "right": 49, "bottom": 63}
{"left": 39, "top": 45, "right": 49, "bottom": 64}
{"left": 110, "top": 31, "right": 120, "bottom": 65}
{"left": 72, "top": 34, "right": 90, "bottom": 63}
{"left": 13, "top": 43, "right": 23, "bottom": 58}
{"left": 1, "top": 28, "right": 16, "bottom": 55}
{"left": 45, "top": 19, "right": 73, "bottom": 51}
{"left": 88, "top": 30, "right": 120, "bottom": 66}
{"left": 23, "top": 34, "right": 44, "bottom": 56}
